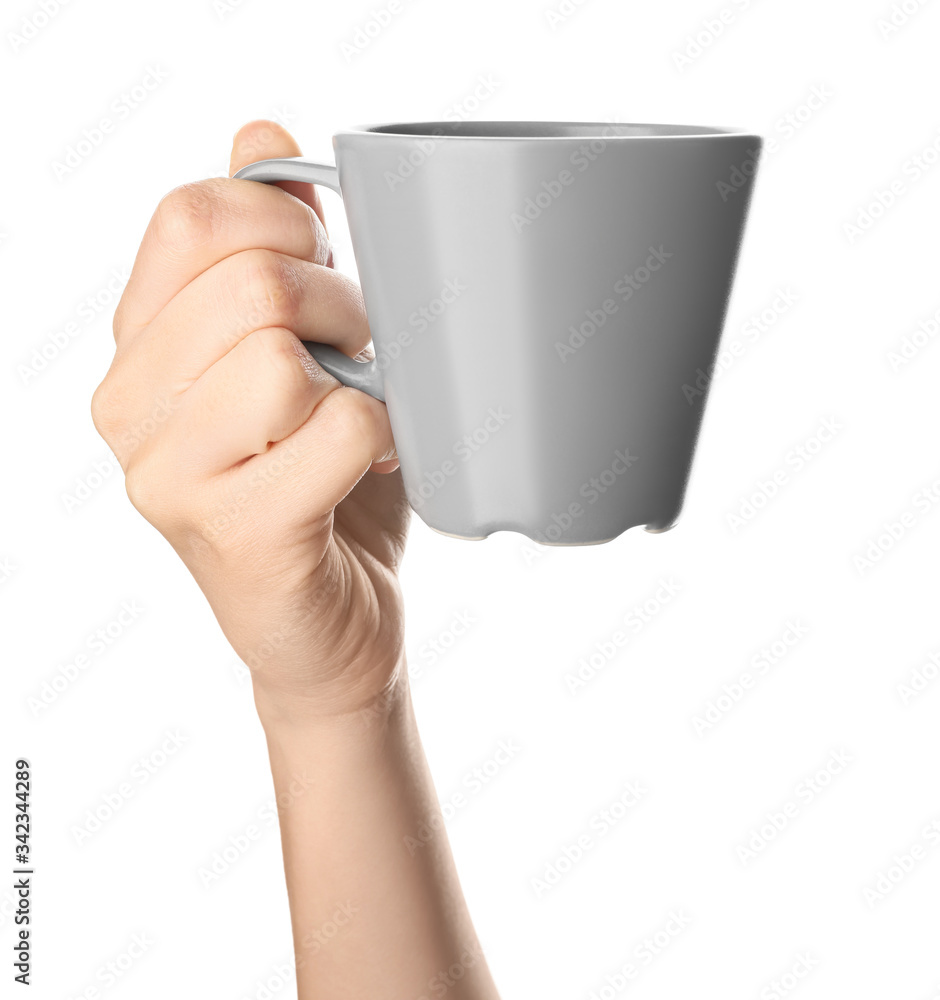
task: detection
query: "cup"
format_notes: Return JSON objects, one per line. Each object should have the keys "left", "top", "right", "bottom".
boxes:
{"left": 233, "top": 121, "right": 762, "bottom": 544}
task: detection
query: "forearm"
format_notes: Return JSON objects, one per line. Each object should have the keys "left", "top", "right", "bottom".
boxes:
{"left": 254, "top": 667, "right": 500, "bottom": 1000}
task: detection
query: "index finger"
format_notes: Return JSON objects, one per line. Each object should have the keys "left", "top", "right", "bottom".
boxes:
{"left": 116, "top": 178, "right": 331, "bottom": 340}
{"left": 116, "top": 123, "right": 333, "bottom": 339}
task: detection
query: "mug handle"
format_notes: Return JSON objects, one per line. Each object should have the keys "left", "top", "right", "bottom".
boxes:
{"left": 232, "top": 156, "right": 386, "bottom": 403}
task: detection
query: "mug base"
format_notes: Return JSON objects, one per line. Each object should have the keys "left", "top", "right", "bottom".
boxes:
{"left": 534, "top": 535, "right": 615, "bottom": 547}
{"left": 425, "top": 521, "right": 677, "bottom": 544}
{"left": 426, "top": 525, "right": 489, "bottom": 541}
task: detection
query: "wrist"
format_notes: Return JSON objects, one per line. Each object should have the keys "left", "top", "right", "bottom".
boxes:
{"left": 250, "top": 657, "right": 409, "bottom": 738}
{"left": 254, "top": 670, "right": 417, "bottom": 792}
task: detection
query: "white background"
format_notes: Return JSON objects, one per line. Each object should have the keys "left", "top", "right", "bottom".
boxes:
{"left": 3, "top": 0, "right": 940, "bottom": 998}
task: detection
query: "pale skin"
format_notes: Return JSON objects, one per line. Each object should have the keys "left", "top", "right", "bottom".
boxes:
{"left": 91, "top": 120, "right": 501, "bottom": 1000}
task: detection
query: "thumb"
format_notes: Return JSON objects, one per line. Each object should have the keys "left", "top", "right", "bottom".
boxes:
{"left": 229, "top": 120, "right": 329, "bottom": 236}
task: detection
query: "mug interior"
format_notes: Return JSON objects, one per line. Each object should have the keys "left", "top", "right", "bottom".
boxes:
{"left": 356, "top": 121, "right": 749, "bottom": 139}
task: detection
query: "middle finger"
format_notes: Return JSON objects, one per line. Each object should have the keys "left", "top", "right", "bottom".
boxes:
{"left": 114, "top": 248, "right": 371, "bottom": 412}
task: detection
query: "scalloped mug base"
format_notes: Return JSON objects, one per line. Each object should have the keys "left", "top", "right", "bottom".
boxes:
{"left": 423, "top": 519, "right": 678, "bottom": 545}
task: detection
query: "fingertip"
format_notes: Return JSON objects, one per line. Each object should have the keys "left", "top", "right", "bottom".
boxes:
{"left": 229, "top": 120, "right": 299, "bottom": 176}
{"left": 229, "top": 119, "right": 327, "bottom": 230}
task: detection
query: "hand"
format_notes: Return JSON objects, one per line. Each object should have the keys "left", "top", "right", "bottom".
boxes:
{"left": 92, "top": 120, "right": 409, "bottom": 723}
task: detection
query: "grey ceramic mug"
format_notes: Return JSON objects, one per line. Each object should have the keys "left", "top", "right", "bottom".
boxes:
{"left": 233, "top": 121, "right": 762, "bottom": 544}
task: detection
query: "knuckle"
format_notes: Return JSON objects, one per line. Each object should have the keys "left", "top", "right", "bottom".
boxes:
{"left": 90, "top": 377, "right": 120, "bottom": 439}
{"left": 329, "top": 269, "right": 369, "bottom": 331}
{"left": 332, "top": 386, "right": 379, "bottom": 457}
{"left": 90, "top": 379, "right": 111, "bottom": 434}
{"left": 185, "top": 493, "right": 236, "bottom": 555}
{"left": 251, "top": 326, "right": 313, "bottom": 395}
{"left": 236, "top": 250, "right": 300, "bottom": 334}
{"left": 311, "top": 215, "right": 332, "bottom": 267}
{"left": 123, "top": 460, "right": 158, "bottom": 515}
{"left": 267, "top": 186, "right": 329, "bottom": 266}
{"left": 153, "top": 180, "right": 223, "bottom": 256}
{"left": 111, "top": 290, "right": 131, "bottom": 340}
{"left": 111, "top": 300, "right": 125, "bottom": 340}
{"left": 124, "top": 453, "right": 188, "bottom": 537}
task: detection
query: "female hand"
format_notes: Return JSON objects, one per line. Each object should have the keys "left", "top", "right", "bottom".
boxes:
{"left": 92, "top": 120, "right": 409, "bottom": 722}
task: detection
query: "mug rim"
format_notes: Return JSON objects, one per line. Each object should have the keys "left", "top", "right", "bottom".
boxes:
{"left": 339, "top": 120, "right": 761, "bottom": 141}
